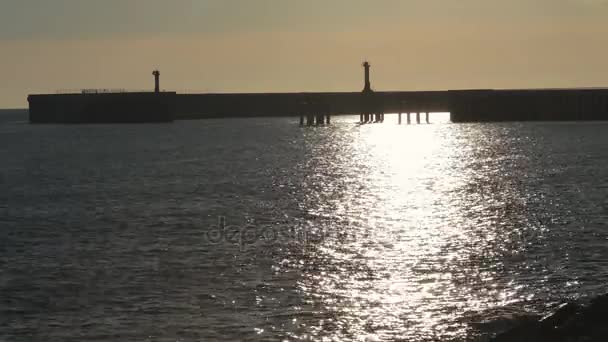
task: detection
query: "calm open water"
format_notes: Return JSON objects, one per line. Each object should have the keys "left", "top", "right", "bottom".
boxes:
{"left": 1, "top": 110, "right": 607, "bottom": 341}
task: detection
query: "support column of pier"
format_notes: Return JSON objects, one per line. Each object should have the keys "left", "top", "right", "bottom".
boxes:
{"left": 416, "top": 113, "right": 421, "bottom": 124}
{"left": 407, "top": 113, "right": 411, "bottom": 124}
{"left": 315, "top": 114, "right": 325, "bottom": 125}
{"left": 301, "top": 114, "right": 330, "bottom": 126}
{"left": 425, "top": 112, "right": 430, "bottom": 124}
{"left": 398, "top": 113, "right": 402, "bottom": 124}
{"left": 360, "top": 113, "right": 364, "bottom": 123}
{"left": 306, "top": 115, "right": 314, "bottom": 126}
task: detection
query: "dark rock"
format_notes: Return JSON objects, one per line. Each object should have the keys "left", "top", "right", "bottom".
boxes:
{"left": 539, "top": 302, "right": 580, "bottom": 330}
{"left": 490, "top": 293, "right": 608, "bottom": 342}
{"left": 582, "top": 293, "right": 608, "bottom": 319}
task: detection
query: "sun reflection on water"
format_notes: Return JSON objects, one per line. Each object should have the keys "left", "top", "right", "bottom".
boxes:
{"left": 289, "top": 116, "right": 543, "bottom": 341}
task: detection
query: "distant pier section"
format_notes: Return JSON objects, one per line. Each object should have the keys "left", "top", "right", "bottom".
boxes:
{"left": 28, "top": 71, "right": 175, "bottom": 123}
{"left": 176, "top": 88, "right": 608, "bottom": 123}
{"left": 27, "top": 64, "right": 608, "bottom": 123}
{"left": 175, "top": 62, "right": 608, "bottom": 123}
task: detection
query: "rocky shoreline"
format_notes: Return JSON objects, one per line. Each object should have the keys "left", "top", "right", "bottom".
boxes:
{"left": 490, "top": 294, "right": 608, "bottom": 342}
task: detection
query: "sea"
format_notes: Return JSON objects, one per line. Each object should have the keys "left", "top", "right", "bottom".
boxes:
{"left": 1, "top": 109, "right": 607, "bottom": 341}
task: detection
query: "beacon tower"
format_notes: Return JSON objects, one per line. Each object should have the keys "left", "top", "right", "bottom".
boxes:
{"left": 152, "top": 70, "right": 160, "bottom": 93}
{"left": 362, "top": 61, "right": 372, "bottom": 93}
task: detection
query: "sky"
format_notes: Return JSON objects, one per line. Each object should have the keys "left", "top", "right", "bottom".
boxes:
{"left": 1, "top": 0, "right": 608, "bottom": 108}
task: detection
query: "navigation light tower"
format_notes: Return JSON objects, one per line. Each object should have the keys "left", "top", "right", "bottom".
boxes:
{"left": 152, "top": 70, "right": 160, "bottom": 93}
{"left": 362, "top": 61, "right": 372, "bottom": 93}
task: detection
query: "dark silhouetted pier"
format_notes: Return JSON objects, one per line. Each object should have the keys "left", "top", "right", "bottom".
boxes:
{"left": 175, "top": 88, "right": 608, "bottom": 124}
{"left": 175, "top": 62, "right": 608, "bottom": 124}
{"left": 28, "top": 63, "right": 608, "bottom": 124}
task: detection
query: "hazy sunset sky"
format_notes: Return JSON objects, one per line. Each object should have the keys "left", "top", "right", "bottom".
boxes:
{"left": 1, "top": 0, "right": 608, "bottom": 107}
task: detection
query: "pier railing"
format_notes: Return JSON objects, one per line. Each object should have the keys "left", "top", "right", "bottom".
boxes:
{"left": 55, "top": 89, "right": 170, "bottom": 94}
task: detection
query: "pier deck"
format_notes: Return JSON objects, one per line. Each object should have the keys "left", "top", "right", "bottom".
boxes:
{"left": 175, "top": 88, "right": 608, "bottom": 123}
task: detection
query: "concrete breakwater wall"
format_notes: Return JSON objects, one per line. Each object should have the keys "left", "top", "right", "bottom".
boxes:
{"left": 449, "top": 88, "right": 608, "bottom": 122}
{"left": 175, "top": 89, "right": 608, "bottom": 122}
{"left": 28, "top": 92, "right": 176, "bottom": 123}
{"left": 27, "top": 88, "right": 608, "bottom": 123}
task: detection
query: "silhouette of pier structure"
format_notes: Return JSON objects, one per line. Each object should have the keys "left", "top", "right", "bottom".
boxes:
{"left": 286, "top": 61, "right": 608, "bottom": 125}
{"left": 299, "top": 61, "right": 437, "bottom": 125}
{"left": 28, "top": 63, "right": 608, "bottom": 124}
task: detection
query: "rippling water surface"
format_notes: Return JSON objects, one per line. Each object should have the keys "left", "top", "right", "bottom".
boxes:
{"left": 1, "top": 111, "right": 607, "bottom": 341}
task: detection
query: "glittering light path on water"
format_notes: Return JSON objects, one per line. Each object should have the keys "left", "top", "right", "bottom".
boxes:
{"left": 270, "top": 117, "right": 604, "bottom": 341}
